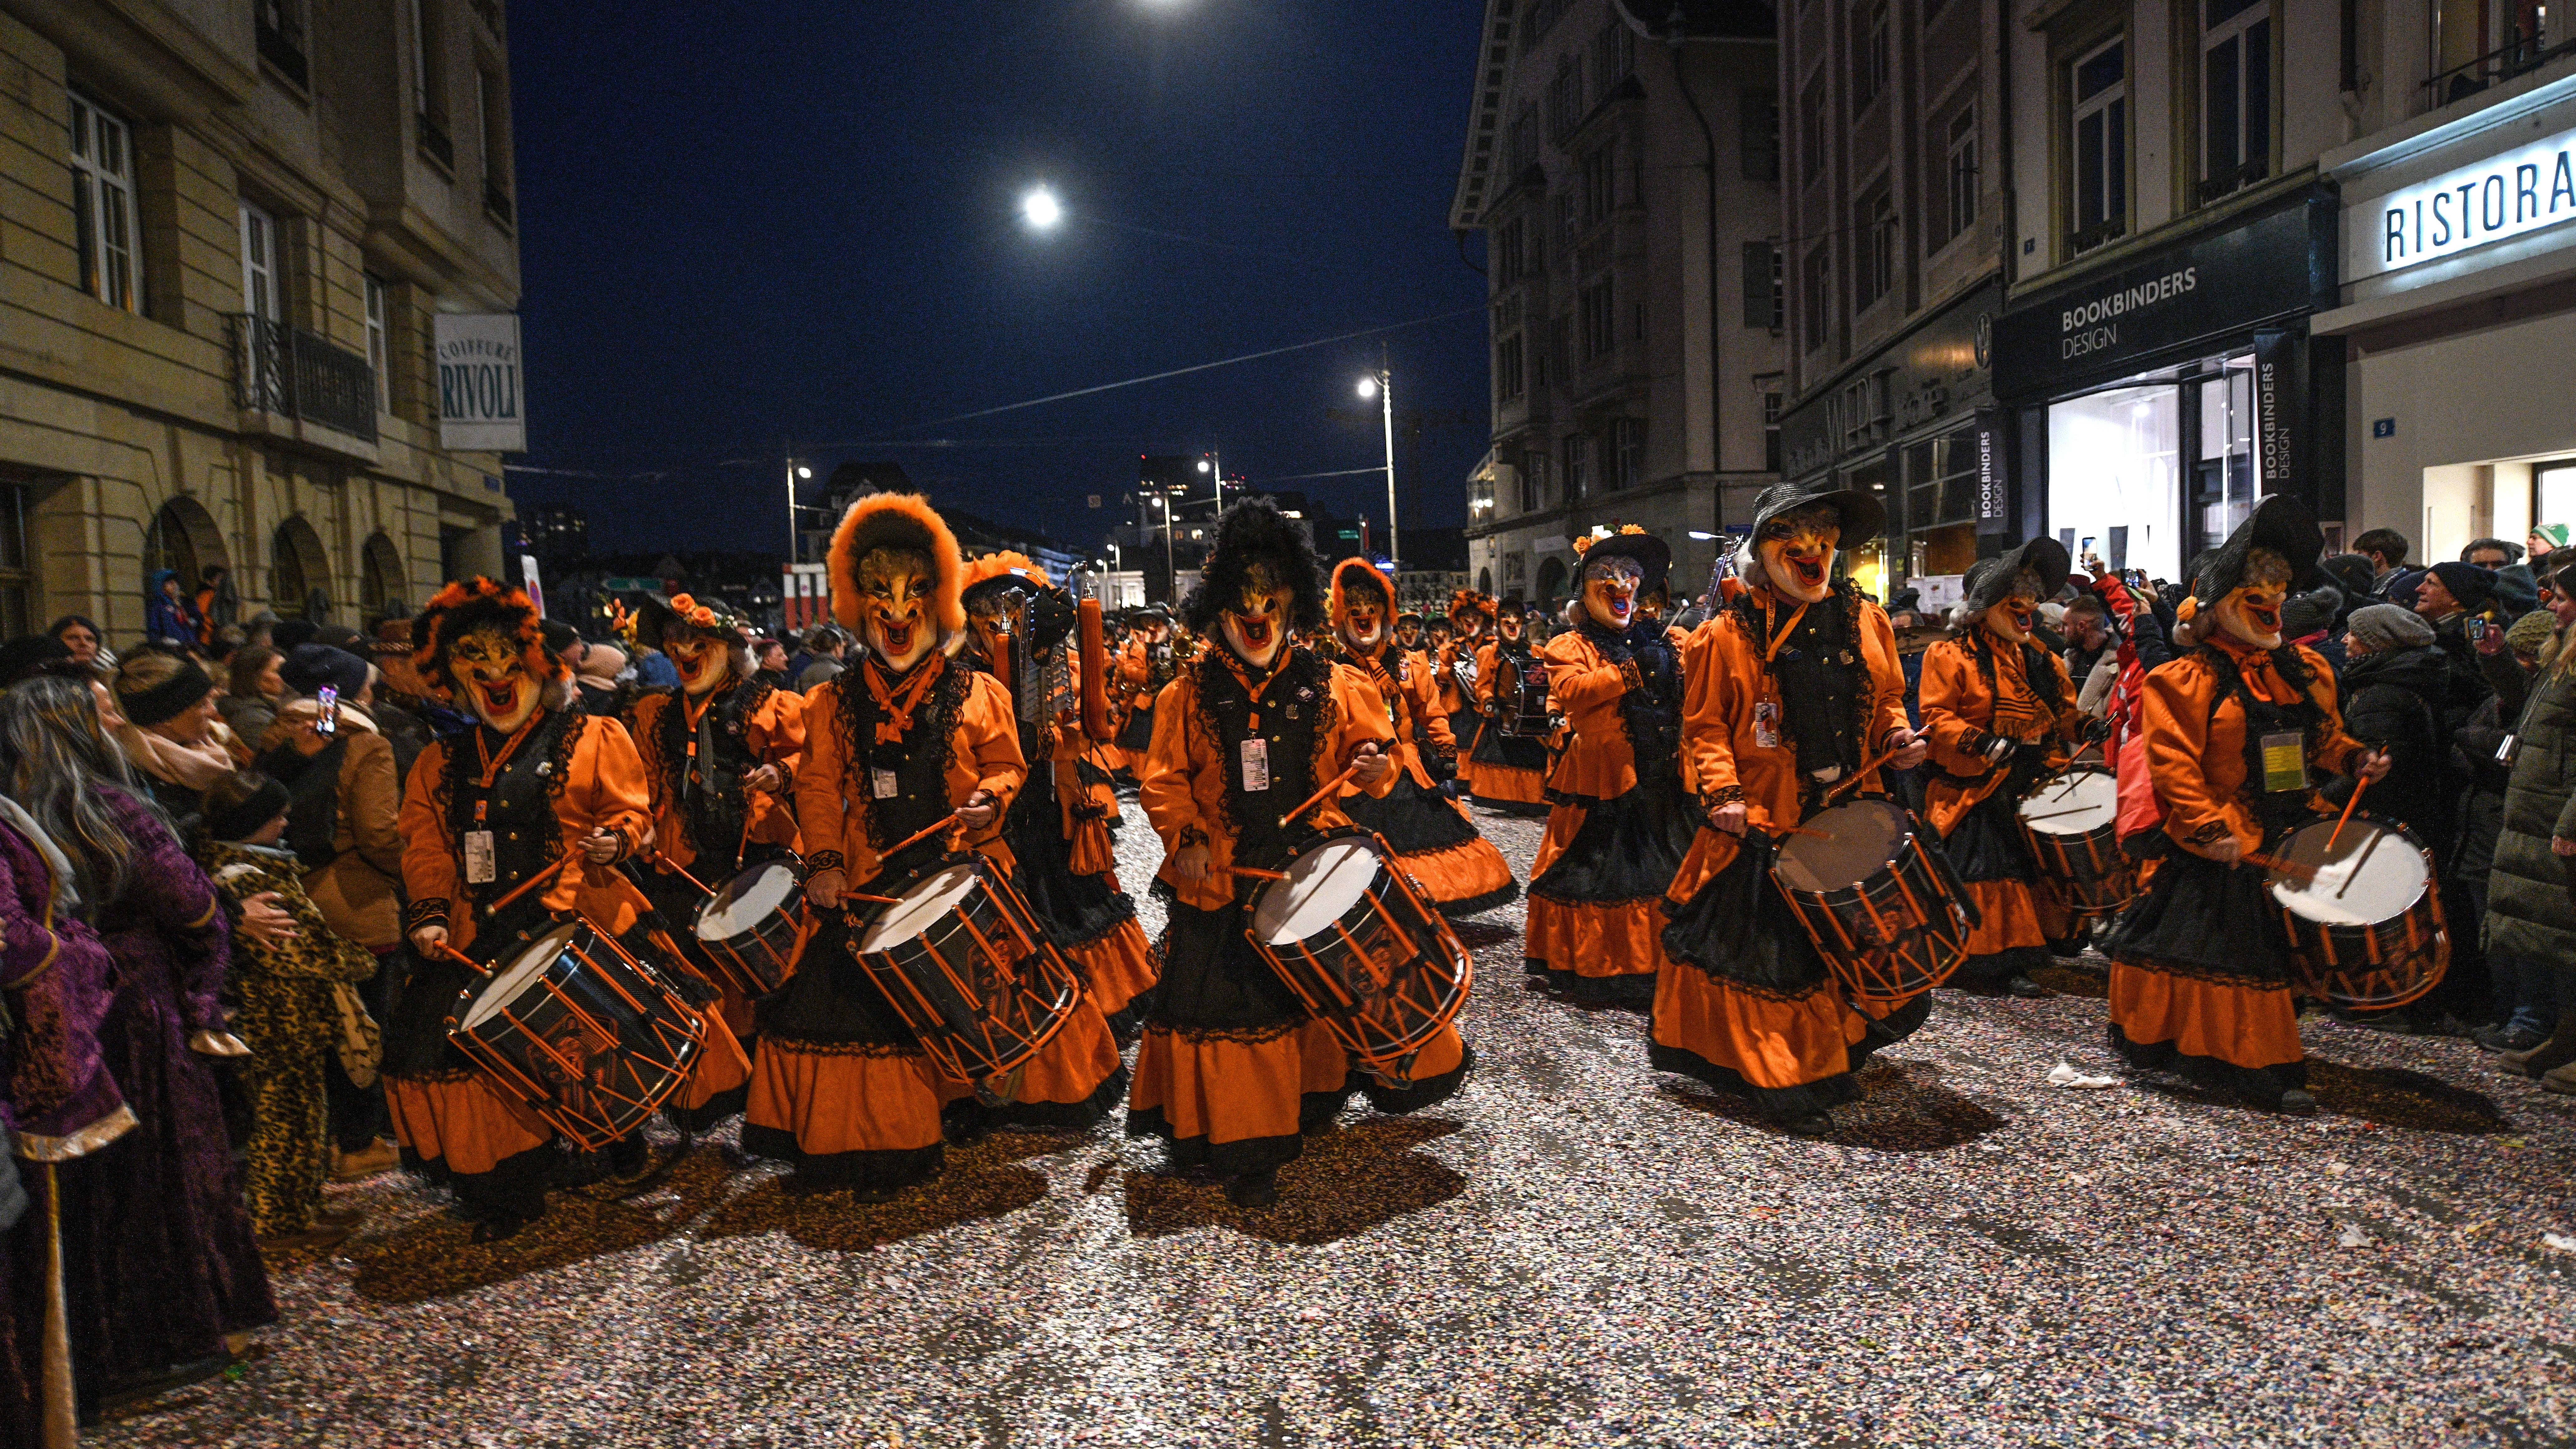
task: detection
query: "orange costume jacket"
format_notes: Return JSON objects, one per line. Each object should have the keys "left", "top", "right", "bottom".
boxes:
{"left": 398, "top": 710, "right": 657, "bottom": 956}
{"left": 1665, "top": 593, "right": 1910, "bottom": 899}
{"left": 1139, "top": 656, "right": 1399, "bottom": 914}
{"left": 1537, "top": 627, "right": 1684, "bottom": 802}
{"left": 1339, "top": 644, "right": 1445, "bottom": 788}
{"left": 2140, "top": 638, "right": 2366, "bottom": 859}
{"left": 1917, "top": 634, "right": 2087, "bottom": 836}
{"left": 629, "top": 678, "right": 807, "bottom": 871}
{"left": 794, "top": 659, "right": 1026, "bottom": 886}
{"left": 1433, "top": 638, "right": 1480, "bottom": 720}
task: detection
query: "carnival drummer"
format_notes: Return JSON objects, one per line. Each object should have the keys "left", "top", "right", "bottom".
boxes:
{"left": 1655, "top": 485, "right": 1932, "bottom": 1135}
{"left": 1132, "top": 498, "right": 1471, "bottom": 1209}
{"left": 1465, "top": 595, "right": 1551, "bottom": 815}
{"left": 630, "top": 590, "right": 805, "bottom": 1066}
{"left": 1521, "top": 528, "right": 1695, "bottom": 1008}
{"left": 2099, "top": 495, "right": 2390, "bottom": 1115}
{"left": 395, "top": 580, "right": 752, "bottom": 1240}
{"left": 1917, "top": 537, "right": 2094, "bottom": 998}
{"left": 1328, "top": 558, "right": 1518, "bottom": 916}
{"left": 1112, "top": 604, "right": 1179, "bottom": 778}
{"left": 748, "top": 496, "right": 1123, "bottom": 1196}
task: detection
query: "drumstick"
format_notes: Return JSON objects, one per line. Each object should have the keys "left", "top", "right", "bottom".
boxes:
{"left": 483, "top": 856, "right": 575, "bottom": 919}
{"left": 1227, "top": 865, "right": 1290, "bottom": 881}
{"left": 429, "top": 941, "right": 490, "bottom": 976}
{"left": 2244, "top": 851, "right": 2320, "bottom": 884}
{"left": 1277, "top": 764, "right": 1362, "bottom": 829}
{"left": 656, "top": 852, "right": 717, "bottom": 900}
{"left": 884, "top": 812, "right": 961, "bottom": 858}
{"left": 1821, "top": 746, "right": 1902, "bottom": 806}
{"left": 1777, "top": 826, "right": 1836, "bottom": 841}
{"left": 2335, "top": 823, "right": 2389, "bottom": 900}
{"left": 2326, "top": 771, "right": 2371, "bottom": 853}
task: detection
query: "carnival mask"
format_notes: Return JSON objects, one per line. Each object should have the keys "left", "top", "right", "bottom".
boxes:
{"left": 1221, "top": 566, "right": 1294, "bottom": 671}
{"left": 1581, "top": 556, "right": 1644, "bottom": 630}
{"left": 2216, "top": 549, "right": 2292, "bottom": 650}
{"left": 452, "top": 627, "right": 542, "bottom": 733}
{"left": 1981, "top": 571, "right": 2045, "bottom": 646}
{"left": 1340, "top": 591, "right": 1389, "bottom": 654}
{"left": 857, "top": 546, "right": 939, "bottom": 672}
{"left": 665, "top": 630, "right": 726, "bottom": 697}
{"left": 1398, "top": 621, "right": 1422, "bottom": 649}
{"left": 1497, "top": 612, "right": 1523, "bottom": 642}
{"left": 1135, "top": 620, "right": 1171, "bottom": 647}
{"left": 1450, "top": 609, "right": 1485, "bottom": 642}
{"left": 966, "top": 589, "right": 1020, "bottom": 680}
{"left": 1759, "top": 505, "right": 1841, "bottom": 605}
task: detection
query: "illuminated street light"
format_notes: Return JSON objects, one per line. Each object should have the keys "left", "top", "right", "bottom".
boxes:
{"left": 1355, "top": 376, "right": 1379, "bottom": 400}
{"left": 1021, "top": 186, "right": 1063, "bottom": 230}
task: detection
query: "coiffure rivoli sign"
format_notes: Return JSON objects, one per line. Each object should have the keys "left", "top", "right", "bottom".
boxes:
{"left": 2349, "top": 123, "right": 2576, "bottom": 282}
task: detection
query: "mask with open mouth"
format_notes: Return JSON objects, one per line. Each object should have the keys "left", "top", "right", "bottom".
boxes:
{"left": 1581, "top": 556, "right": 1645, "bottom": 630}
{"left": 1758, "top": 504, "right": 1842, "bottom": 604}
{"left": 1449, "top": 611, "right": 1484, "bottom": 643}
{"left": 1398, "top": 622, "right": 1422, "bottom": 650}
{"left": 1497, "top": 612, "right": 1523, "bottom": 642}
{"left": 454, "top": 627, "right": 542, "bottom": 732}
{"left": 1981, "top": 572, "right": 2046, "bottom": 646}
{"left": 1222, "top": 565, "right": 1294, "bottom": 670}
{"left": 2216, "top": 548, "right": 2293, "bottom": 649}
{"left": 857, "top": 546, "right": 939, "bottom": 672}
{"left": 666, "top": 630, "right": 728, "bottom": 697}
{"left": 1340, "top": 599, "right": 1387, "bottom": 655}
{"left": 966, "top": 588, "right": 1020, "bottom": 680}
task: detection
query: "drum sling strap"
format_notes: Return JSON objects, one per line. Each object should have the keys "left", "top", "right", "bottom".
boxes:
{"left": 2203, "top": 647, "right": 2329, "bottom": 838}
{"left": 449, "top": 709, "right": 578, "bottom": 929}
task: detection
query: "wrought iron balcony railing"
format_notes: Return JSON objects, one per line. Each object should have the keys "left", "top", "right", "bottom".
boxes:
{"left": 232, "top": 314, "right": 379, "bottom": 444}
{"left": 2422, "top": 30, "right": 2576, "bottom": 107}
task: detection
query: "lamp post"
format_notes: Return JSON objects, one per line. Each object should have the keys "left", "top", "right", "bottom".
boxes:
{"left": 786, "top": 459, "right": 812, "bottom": 561}
{"left": 1357, "top": 345, "right": 1398, "bottom": 582}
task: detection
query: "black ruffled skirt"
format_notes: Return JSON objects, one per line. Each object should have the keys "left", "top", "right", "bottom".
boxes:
{"left": 1529, "top": 782, "right": 1697, "bottom": 905}
{"left": 2099, "top": 848, "right": 2292, "bottom": 986}
{"left": 1659, "top": 827, "right": 1835, "bottom": 1001}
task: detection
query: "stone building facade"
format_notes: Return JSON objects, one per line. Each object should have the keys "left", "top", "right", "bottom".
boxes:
{"left": 1451, "top": 0, "right": 1786, "bottom": 614}
{"left": 0, "top": 0, "right": 520, "bottom": 644}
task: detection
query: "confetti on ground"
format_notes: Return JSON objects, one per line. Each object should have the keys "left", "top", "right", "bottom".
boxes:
{"left": 94, "top": 802, "right": 2576, "bottom": 1447}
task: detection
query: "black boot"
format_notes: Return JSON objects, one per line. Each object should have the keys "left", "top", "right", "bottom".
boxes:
{"left": 1226, "top": 1168, "right": 1280, "bottom": 1208}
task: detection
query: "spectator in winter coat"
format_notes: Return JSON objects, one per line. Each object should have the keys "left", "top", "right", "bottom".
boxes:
{"left": 2413, "top": 560, "right": 2502, "bottom": 731}
{"left": 144, "top": 568, "right": 202, "bottom": 649}
{"left": 2528, "top": 522, "right": 2568, "bottom": 564}
{"left": 221, "top": 644, "right": 287, "bottom": 749}
{"left": 2326, "top": 606, "right": 2455, "bottom": 861}
{"left": 2354, "top": 527, "right": 2411, "bottom": 593}
{"left": 2489, "top": 564, "right": 2576, "bottom": 1091}
{"left": 2456, "top": 609, "right": 2561, "bottom": 1049}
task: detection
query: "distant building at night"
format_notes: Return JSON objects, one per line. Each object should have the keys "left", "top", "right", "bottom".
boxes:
{"left": 1449, "top": 0, "right": 1784, "bottom": 613}
{"left": 0, "top": 0, "right": 525, "bottom": 638}
{"left": 521, "top": 505, "right": 590, "bottom": 567}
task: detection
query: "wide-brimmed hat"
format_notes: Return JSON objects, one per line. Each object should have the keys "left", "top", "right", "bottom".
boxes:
{"left": 638, "top": 591, "right": 753, "bottom": 649}
{"left": 1963, "top": 536, "right": 2072, "bottom": 615}
{"left": 1573, "top": 525, "right": 1671, "bottom": 600}
{"left": 1745, "top": 479, "right": 1888, "bottom": 546}
{"left": 2192, "top": 495, "right": 2326, "bottom": 606}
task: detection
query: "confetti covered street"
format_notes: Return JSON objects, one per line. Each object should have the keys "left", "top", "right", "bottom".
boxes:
{"left": 100, "top": 802, "right": 2576, "bottom": 1448}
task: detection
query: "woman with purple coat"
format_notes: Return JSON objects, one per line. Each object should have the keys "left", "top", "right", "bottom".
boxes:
{"left": 0, "top": 675, "right": 272, "bottom": 1412}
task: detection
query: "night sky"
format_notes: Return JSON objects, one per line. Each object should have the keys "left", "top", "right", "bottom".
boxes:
{"left": 501, "top": 1, "right": 1494, "bottom": 559}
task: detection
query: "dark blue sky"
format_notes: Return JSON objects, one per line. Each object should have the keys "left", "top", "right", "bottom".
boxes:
{"left": 503, "top": 1, "right": 1492, "bottom": 558}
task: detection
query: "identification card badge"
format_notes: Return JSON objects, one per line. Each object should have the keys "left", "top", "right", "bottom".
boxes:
{"left": 1753, "top": 700, "right": 1782, "bottom": 750}
{"left": 2259, "top": 731, "right": 2309, "bottom": 793}
{"left": 462, "top": 830, "right": 497, "bottom": 885}
{"left": 871, "top": 768, "right": 899, "bottom": 800}
{"left": 1239, "top": 737, "right": 1271, "bottom": 793}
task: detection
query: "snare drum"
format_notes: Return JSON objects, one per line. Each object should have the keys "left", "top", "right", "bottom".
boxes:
{"left": 692, "top": 858, "right": 811, "bottom": 997}
{"left": 1495, "top": 655, "right": 1554, "bottom": 739}
{"left": 2264, "top": 817, "right": 2449, "bottom": 1011}
{"left": 448, "top": 917, "right": 708, "bottom": 1151}
{"left": 1245, "top": 828, "right": 1472, "bottom": 1086}
{"left": 2015, "top": 765, "right": 2137, "bottom": 917}
{"left": 1770, "top": 799, "right": 1975, "bottom": 1004}
{"left": 853, "top": 853, "right": 1085, "bottom": 1095}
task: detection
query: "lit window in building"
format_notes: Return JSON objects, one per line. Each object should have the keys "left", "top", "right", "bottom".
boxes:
{"left": 2071, "top": 38, "right": 2128, "bottom": 249}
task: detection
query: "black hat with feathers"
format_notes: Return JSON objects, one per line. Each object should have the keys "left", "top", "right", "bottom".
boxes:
{"left": 1182, "top": 498, "right": 1325, "bottom": 635}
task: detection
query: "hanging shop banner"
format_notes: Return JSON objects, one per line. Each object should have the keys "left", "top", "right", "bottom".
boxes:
{"left": 2251, "top": 329, "right": 2300, "bottom": 497}
{"left": 436, "top": 313, "right": 528, "bottom": 453}
{"left": 1974, "top": 409, "right": 2011, "bottom": 537}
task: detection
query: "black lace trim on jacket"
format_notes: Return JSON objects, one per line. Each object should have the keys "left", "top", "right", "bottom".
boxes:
{"left": 434, "top": 707, "right": 578, "bottom": 913}
{"left": 649, "top": 677, "right": 775, "bottom": 846}
{"left": 1724, "top": 584, "right": 1877, "bottom": 806}
{"left": 1574, "top": 617, "right": 1684, "bottom": 785}
{"left": 1189, "top": 647, "right": 1335, "bottom": 866}
{"left": 829, "top": 659, "right": 971, "bottom": 855}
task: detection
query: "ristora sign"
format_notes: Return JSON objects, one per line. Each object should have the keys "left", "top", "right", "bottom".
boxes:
{"left": 2350, "top": 123, "right": 2576, "bottom": 282}
{"left": 435, "top": 313, "right": 527, "bottom": 453}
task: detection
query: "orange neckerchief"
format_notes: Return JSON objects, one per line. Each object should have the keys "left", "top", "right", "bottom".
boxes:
{"left": 1209, "top": 643, "right": 1295, "bottom": 731}
{"left": 1758, "top": 591, "right": 1812, "bottom": 665}
{"left": 862, "top": 653, "right": 945, "bottom": 744}
{"left": 469, "top": 710, "right": 542, "bottom": 826}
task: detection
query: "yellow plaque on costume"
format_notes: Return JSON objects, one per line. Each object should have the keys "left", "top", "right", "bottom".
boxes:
{"left": 2260, "top": 731, "right": 2309, "bottom": 793}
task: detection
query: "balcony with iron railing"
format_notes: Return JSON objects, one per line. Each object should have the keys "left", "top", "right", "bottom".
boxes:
{"left": 232, "top": 315, "right": 379, "bottom": 452}
{"left": 2196, "top": 158, "right": 2269, "bottom": 207}
{"left": 2422, "top": 28, "right": 2576, "bottom": 110}
{"left": 2066, "top": 216, "right": 2128, "bottom": 257}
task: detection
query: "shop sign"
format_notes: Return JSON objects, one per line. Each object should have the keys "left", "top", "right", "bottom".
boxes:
{"left": 1973, "top": 410, "right": 2009, "bottom": 536}
{"left": 1991, "top": 196, "right": 2332, "bottom": 392}
{"left": 2350, "top": 121, "right": 2576, "bottom": 282}
{"left": 435, "top": 313, "right": 527, "bottom": 453}
{"left": 2252, "top": 330, "right": 2299, "bottom": 494}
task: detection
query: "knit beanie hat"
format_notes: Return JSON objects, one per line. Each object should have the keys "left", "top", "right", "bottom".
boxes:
{"left": 201, "top": 771, "right": 291, "bottom": 843}
{"left": 2344, "top": 603, "right": 2436, "bottom": 653}
{"left": 117, "top": 656, "right": 215, "bottom": 727}
{"left": 2506, "top": 609, "right": 2558, "bottom": 657}
{"left": 2428, "top": 560, "right": 2498, "bottom": 611}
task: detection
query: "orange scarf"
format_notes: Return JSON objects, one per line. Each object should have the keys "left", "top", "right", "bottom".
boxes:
{"left": 862, "top": 654, "right": 945, "bottom": 744}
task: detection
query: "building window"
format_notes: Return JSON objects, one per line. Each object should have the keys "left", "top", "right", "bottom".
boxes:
{"left": 1521, "top": 451, "right": 1549, "bottom": 511}
{"left": 1555, "top": 188, "right": 1580, "bottom": 254}
{"left": 363, "top": 273, "right": 390, "bottom": 412}
{"left": 412, "top": 0, "right": 453, "bottom": 168}
{"left": 257, "top": 0, "right": 310, "bottom": 90}
{"left": 1802, "top": 245, "right": 1830, "bottom": 351}
{"left": 1799, "top": 76, "right": 1827, "bottom": 185}
{"left": 68, "top": 93, "right": 138, "bottom": 313}
{"left": 1582, "top": 142, "right": 1617, "bottom": 226}
{"left": 1612, "top": 417, "right": 1644, "bottom": 490}
{"left": 1509, "top": 103, "right": 1538, "bottom": 172}
{"left": 1590, "top": 20, "right": 1635, "bottom": 94}
{"left": 477, "top": 67, "right": 513, "bottom": 225}
{"left": 1941, "top": 104, "right": 1979, "bottom": 246}
{"left": 1852, "top": 0, "right": 1890, "bottom": 114}
{"left": 1761, "top": 384, "right": 1786, "bottom": 472}
{"left": 1742, "top": 241, "right": 1777, "bottom": 329}
{"left": 1741, "top": 91, "right": 1781, "bottom": 184}
{"left": 1854, "top": 184, "right": 1895, "bottom": 310}
{"left": 1548, "top": 54, "right": 1583, "bottom": 141}
{"left": 2071, "top": 37, "right": 2127, "bottom": 250}
{"left": 0, "top": 485, "right": 28, "bottom": 640}
{"left": 1579, "top": 273, "right": 1616, "bottom": 360}
{"left": 1497, "top": 336, "right": 1525, "bottom": 403}
{"left": 1495, "top": 217, "right": 1525, "bottom": 281}
{"left": 2201, "top": 0, "right": 2271, "bottom": 202}
{"left": 239, "top": 200, "right": 282, "bottom": 320}
{"left": 1563, "top": 432, "right": 1591, "bottom": 501}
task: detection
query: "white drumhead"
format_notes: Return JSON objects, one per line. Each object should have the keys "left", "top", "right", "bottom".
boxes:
{"left": 1773, "top": 799, "right": 1909, "bottom": 893}
{"left": 857, "top": 863, "right": 982, "bottom": 952}
{"left": 697, "top": 861, "right": 798, "bottom": 940}
{"left": 460, "top": 922, "right": 580, "bottom": 1029}
{"left": 2271, "top": 821, "right": 2429, "bottom": 926}
{"left": 1251, "top": 837, "right": 1386, "bottom": 945}
{"left": 2018, "top": 768, "right": 2120, "bottom": 836}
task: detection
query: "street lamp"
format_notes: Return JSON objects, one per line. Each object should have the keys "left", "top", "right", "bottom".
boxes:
{"left": 786, "top": 461, "right": 813, "bottom": 560}
{"left": 1021, "top": 186, "right": 1062, "bottom": 231}
{"left": 1359, "top": 346, "right": 1397, "bottom": 578}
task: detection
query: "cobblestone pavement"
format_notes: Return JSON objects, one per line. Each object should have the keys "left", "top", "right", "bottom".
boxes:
{"left": 101, "top": 801, "right": 2576, "bottom": 1447}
